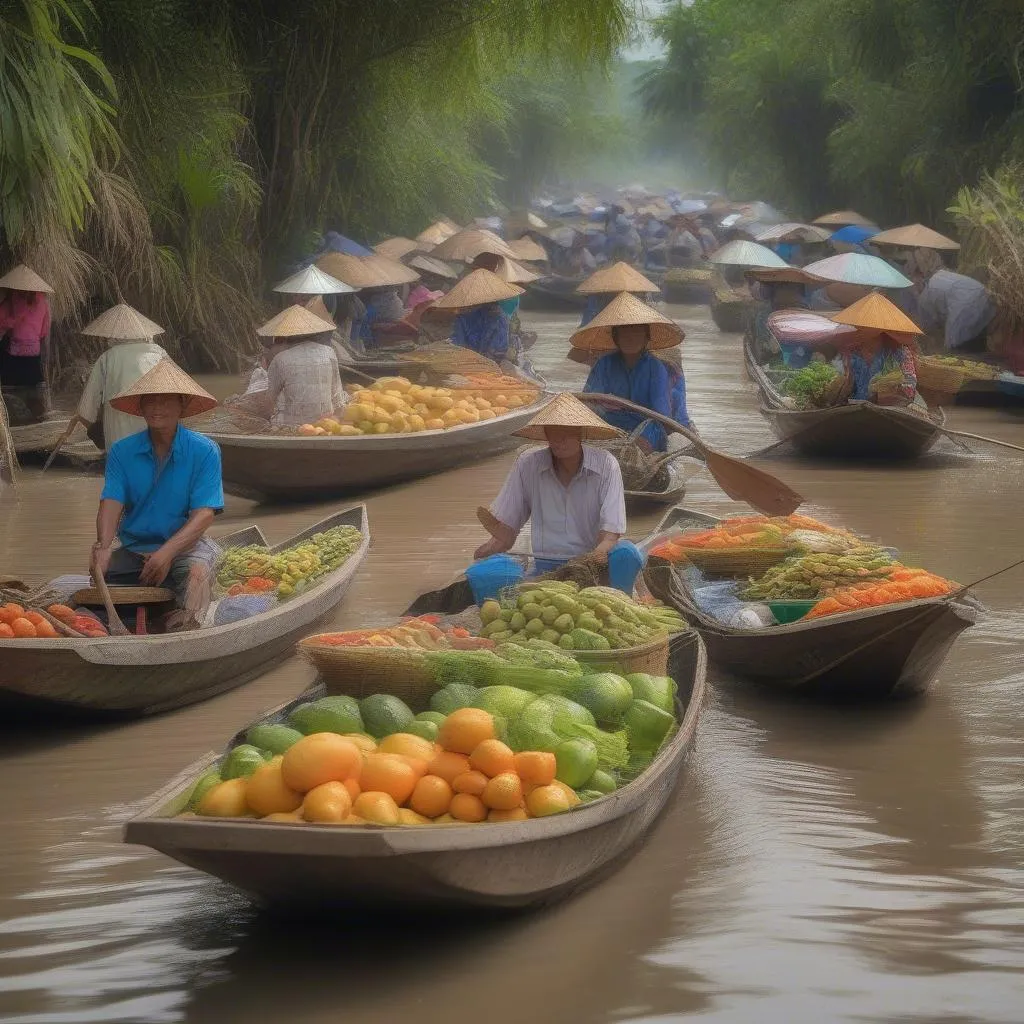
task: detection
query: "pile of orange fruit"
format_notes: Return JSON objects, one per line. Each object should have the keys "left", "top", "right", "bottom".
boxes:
{"left": 192, "top": 707, "right": 581, "bottom": 826}
{"left": 0, "top": 602, "right": 60, "bottom": 639}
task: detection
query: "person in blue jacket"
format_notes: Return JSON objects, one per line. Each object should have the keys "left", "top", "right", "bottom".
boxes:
{"left": 575, "top": 293, "right": 689, "bottom": 452}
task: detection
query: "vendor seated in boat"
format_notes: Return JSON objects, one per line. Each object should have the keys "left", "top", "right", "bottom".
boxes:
{"left": 831, "top": 292, "right": 924, "bottom": 406}
{"left": 745, "top": 266, "right": 817, "bottom": 367}
{"left": 573, "top": 292, "right": 688, "bottom": 452}
{"left": 576, "top": 261, "right": 660, "bottom": 327}
{"left": 473, "top": 393, "right": 644, "bottom": 590}
{"left": 256, "top": 305, "right": 347, "bottom": 428}
{"left": 432, "top": 269, "right": 525, "bottom": 369}
{"left": 76, "top": 303, "right": 168, "bottom": 450}
{"left": 91, "top": 360, "right": 223, "bottom": 622}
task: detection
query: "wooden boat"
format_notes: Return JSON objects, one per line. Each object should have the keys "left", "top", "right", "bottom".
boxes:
{"left": 745, "top": 336, "right": 947, "bottom": 459}
{"left": 662, "top": 265, "right": 714, "bottom": 304}
{"left": 996, "top": 373, "right": 1024, "bottom": 403}
{"left": 520, "top": 275, "right": 588, "bottom": 310}
{"left": 0, "top": 506, "right": 370, "bottom": 719}
{"left": 123, "top": 632, "right": 707, "bottom": 912}
{"left": 203, "top": 394, "right": 548, "bottom": 501}
{"left": 624, "top": 457, "right": 698, "bottom": 511}
{"left": 643, "top": 507, "right": 981, "bottom": 700}
{"left": 710, "top": 289, "right": 754, "bottom": 333}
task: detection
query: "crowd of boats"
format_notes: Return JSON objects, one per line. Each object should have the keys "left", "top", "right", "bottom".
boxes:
{"left": 0, "top": 182, "right": 1013, "bottom": 913}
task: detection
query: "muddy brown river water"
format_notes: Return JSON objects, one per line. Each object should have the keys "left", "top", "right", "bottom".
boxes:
{"left": 0, "top": 304, "right": 1021, "bottom": 1023}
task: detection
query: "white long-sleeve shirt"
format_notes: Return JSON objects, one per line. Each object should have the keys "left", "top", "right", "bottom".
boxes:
{"left": 267, "top": 340, "right": 346, "bottom": 427}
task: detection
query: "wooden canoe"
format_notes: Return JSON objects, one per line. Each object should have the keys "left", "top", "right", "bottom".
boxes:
{"left": 520, "top": 275, "right": 588, "bottom": 310}
{"left": 123, "top": 632, "right": 706, "bottom": 912}
{"left": 643, "top": 507, "right": 981, "bottom": 700}
{"left": 710, "top": 292, "right": 753, "bottom": 333}
{"left": 745, "top": 336, "right": 947, "bottom": 459}
{"left": 624, "top": 457, "right": 697, "bottom": 510}
{"left": 202, "top": 393, "right": 548, "bottom": 502}
{"left": 0, "top": 505, "right": 370, "bottom": 719}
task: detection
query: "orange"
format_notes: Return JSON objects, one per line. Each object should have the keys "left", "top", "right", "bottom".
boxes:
{"left": 397, "top": 808, "right": 431, "bottom": 826}
{"left": 359, "top": 753, "right": 417, "bottom": 805}
{"left": 246, "top": 756, "right": 303, "bottom": 816}
{"left": 427, "top": 750, "right": 470, "bottom": 784}
{"left": 514, "top": 751, "right": 556, "bottom": 786}
{"left": 0, "top": 603, "right": 25, "bottom": 622}
{"left": 550, "top": 779, "right": 581, "bottom": 807}
{"left": 451, "top": 770, "right": 488, "bottom": 796}
{"left": 342, "top": 778, "right": 361, "bottom": 802}
{"left": 408, "top": 775, "right": 453, "bottom": 818}
{"left": 437, "top": 707, "right": 495, "bottom": 755}
{"left": 397, "top": 755, "right": 430, "bottom": 779}
{"left": 24, "top": 611, "right": 45, "bottom": 628}
{"left": 302, "top": 781, "right": 353, "bottom": 823}
{"left": 526, "top": 784, "right": 571, "bottom": 817}
{"left": 353, "top": 791, "right": 400, "bottom": 825}
{"left": 342, "top": 733, "right": 377, "bottom": 755}
{"left": 198, "top": 778, "right": 250, "bottom": 817}
{"left": 262, "top": 810, "right": 305, "bottom": 823}
{"left": 482, "top": 772, "right": 523, "bottom": 811}
{"left": 377, "top": 732, "right": 435, "bottom": 762}
{"left": 487, "top": 807, "right": 529, "bottom": 822}
{"left": 11, "top": 618, "right": 36, "bottom": 638}
{"left": 0, "top": 624, "right": 13, "bottom": 639}
{"left": 47, "top": 604, "right": 75, "bottom": 624}
{"left": 34, "top": 620, "right": 59, "bottom": 639}
{"left": 469, "top": 739, "right": 515, "bottom": 778}
{"left": 280, "top": 733, "right": 362, "bottom": 792}
{"left": 449, "top": 793, "right": 487, "bottom": 822}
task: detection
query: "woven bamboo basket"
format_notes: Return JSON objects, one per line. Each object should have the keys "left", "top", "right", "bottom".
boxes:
{"left": 665, "top": 267, "right": 713, "bottom": 285}
{"left": 916, "top": 357, "right": 968, "bottom": 396}
{"left": 670, "top": 546, "right": 791, "bottom": 577}
{"left": 297, "top": 640, "right": 437, "bottom": 709}
{"left": 569, "top": 634, "right": 669, "bottom": 676}
{"left": 816, "top": 371, "right": 853, "bottom": 407}
{"left": 869, "top": 370, "right": 906, "bottom": 406}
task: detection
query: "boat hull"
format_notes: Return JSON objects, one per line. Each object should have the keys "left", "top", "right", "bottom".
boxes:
{"left": 124, "top": 635, "right": 707, "bottom": 911}
{"left": 204, "top": 400, "right": 546, "bottom": 501}
{"left": 521, "top": 276, "right": 587, "bottom": 310}
{"left": 0, "top": 507, "right": 370, "bottom": 719}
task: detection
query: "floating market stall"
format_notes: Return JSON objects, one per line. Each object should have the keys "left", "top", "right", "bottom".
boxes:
{"left": 124, "top": 584, "right": 707, "bottom": 911}
{"left": 0, "top": 506, "right": 369, "bottom": 718}
{"left": 661, "top": 264, "right": 714, "bottom": 304}
{"left": 643, "top": 507, "right": 980, "bottom": 700}
{"left": 707, "top": 241, "right": 786, "bottom": 332}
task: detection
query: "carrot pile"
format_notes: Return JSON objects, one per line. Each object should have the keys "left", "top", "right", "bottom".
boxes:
{"left": 805, "top": 568, "right": 958, "bottom": 618}
{"left": 650, "top": 514, "right": 857, "bottom": 559}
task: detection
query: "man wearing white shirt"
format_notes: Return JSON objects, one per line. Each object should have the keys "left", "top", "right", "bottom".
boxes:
{"left": 475, "top": 394, "right": 627, "bottom": 571}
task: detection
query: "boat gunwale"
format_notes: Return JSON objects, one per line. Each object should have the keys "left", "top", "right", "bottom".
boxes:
{"left": 123, "top": 633, "right": 707, "bottom": 856}
{"left": 0, "top": 504, "right": 369, "bottom": 664}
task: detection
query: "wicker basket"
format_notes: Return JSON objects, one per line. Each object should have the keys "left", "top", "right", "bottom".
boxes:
{"left": 916, "top": 356, "right": 968, "bottom": 397}
{"left": 570, "top": 634, "right": 670, "bottom": 676}
{"left": 671, "top": 545, "right": 791, "bottom": 578}
{"left": 816, "top": 370, "right": 853, "bottom": 408}
{"left": 869, "top": 370, "right": 906, "bottom": 406}
{"left": 297, "top": 639, "right": 437, "bottom": 710}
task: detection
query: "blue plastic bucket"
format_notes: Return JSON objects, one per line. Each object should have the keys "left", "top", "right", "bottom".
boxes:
{"left": 465, "top": 555, "right": 524, "bottom": 605}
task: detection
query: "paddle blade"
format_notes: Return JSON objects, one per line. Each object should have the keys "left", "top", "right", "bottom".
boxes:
{"left": 704, "top": 451, "right": 803, "bottom": 515}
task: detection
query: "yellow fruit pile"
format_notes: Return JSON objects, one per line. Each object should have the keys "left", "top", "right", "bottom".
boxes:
{"left": 294, "top": 376, "right": 539, "bottom": 436}
{"left": 191, "top": 708, "right": 580, "bottom": 827}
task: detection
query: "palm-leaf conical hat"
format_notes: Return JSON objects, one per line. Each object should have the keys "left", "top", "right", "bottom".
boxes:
{"left": 273, "top": 264, "right": 354, "bottom": 295}
{"left": 870, "top": 223, "right": 960, "bottom": 251}
{"left": 109, "top": 359, "right": 218, "bottom": 417}
{"left": 81, "top": 303, "right": 164, "bottom": 341}
{"left": 430, "top": 269, "right": 524, "bottom": 310}
{"left": 570, "top": 292, "right": 684, "bottom": 352}
{"left": 257, "top": 304, "right": 336, "bottom": 338}
{"left": 0, "top": 264, "right": 53, "bottom": 293}
{"left": 576, "top": 261, "right": 660, "bottom": 295}
{"left": 831, "top": 291, "right": 923, "bottom": 335}
{"left": 513, "top": 392, "right": 622, "bottom": 441}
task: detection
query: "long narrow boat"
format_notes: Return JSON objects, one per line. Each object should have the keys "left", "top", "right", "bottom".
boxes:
{"left": 520, "top": 275, "right": 588, "bottom": 310}
{"left": 662, "top": 266, "right": 713, "bottom": 304}
{"left": 123, "top": 632, "right": 706, "bottom": 911}
{"left": 745, "top": 335, "right": 947, "bottom": 459}
{"left": 0, "top": 506, "right": 369, "bottom": 719}
{"left": 624, "top": 458, "right": 695, "bottom": 511}
{"left": 203, "top": 391, "right": 549, "bottom": 502}
{"left": 643, "top": 507, "right": 981, "bottom": 700}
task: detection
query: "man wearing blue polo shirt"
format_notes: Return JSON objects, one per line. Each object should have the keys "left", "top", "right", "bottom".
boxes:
{"left": 90, "top": 360, "right": 224, "bottom": 620}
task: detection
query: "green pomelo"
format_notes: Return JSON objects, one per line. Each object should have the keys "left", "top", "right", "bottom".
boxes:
{"left": 188, "top": 768, "right": 222, "bottom": 810}
{"left": 476, "top": 685, "right": 535, "bottom": 720}
{"left": 359, "top": 693, "right": 415, "bottom": 738}
{"left": 287, "top": 695, "right": 363, "bottom": 735}
{"left": 623, "top": 699, "right": 676, "bottom": 753}
{"left": 429, "top": 684, "right": 480, "bottom": 715}
{"left": 572, "top": 672, "right": 633, "bottom": 726}
{"left": 624, "top": 673, "right": 677, "bottom": 714}
{"left": 554, "top": 738, "right": 599, "bottom": 788}
{"left": 415, "top": 711, "right": 447, "bottom": 726}
{"left": 245, "top": 723, "right": 303, "bottom": 755}
{"left": 222, "top": 744, "right": 268, "bottom": 780}
{"left": 407, "top": 719, "right": 439, "bottom": 742}
{"left": 586, "top": 768, "right": 618, "bottom": 794}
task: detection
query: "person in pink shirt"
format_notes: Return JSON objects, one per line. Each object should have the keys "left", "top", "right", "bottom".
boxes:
{"left": 0, "top": 264, "right": 53, "bottom": 422}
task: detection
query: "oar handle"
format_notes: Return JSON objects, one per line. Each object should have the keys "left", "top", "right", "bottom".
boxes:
{"left": 41, "top": 416, "right": 81, "bottom": 473}
{"left": 91, "top": 555, "right": 130, "bottom": 636}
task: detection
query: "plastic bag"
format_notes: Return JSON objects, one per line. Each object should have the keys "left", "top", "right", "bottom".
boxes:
{"left": 213, "top": 594, "right": 276, "bottom": 626}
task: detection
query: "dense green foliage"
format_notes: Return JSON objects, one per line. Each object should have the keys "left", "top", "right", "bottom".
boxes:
{"left": 642, "top": 0, "right": 1024, "bottom": 224}
{"left": 0, "top": 0, "right": 631, "bottom": 371}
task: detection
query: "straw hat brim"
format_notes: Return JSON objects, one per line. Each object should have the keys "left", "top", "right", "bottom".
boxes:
{"left": 81, "top": 303, "right": 165, "bottom": 340}
{"left": 812, "top": 211, "right": 876, "bottom": 227}
{"left": 570, "top": 292, "right": 683, "bottom": 352}
{"left": 374, "top": 237, "right": 423, "bottom": 260}
{"left": 576, "top": 261, "right": 660, "bottom": 295}
{"left": 0, "top": 264, "right": 54, "bottom": 293}
{"left": 744, "top": 266, "right": 824, "bottom": 286}
{"left": 870, "top": 224, "right": 960, "bottom": 250}
{"left": 360, "top": 254, "right": 421, "bottom": 286}
{"left": 257, "top": 304, "right": 336, "bottom": 338}
{"left": 430, "top": 230, "right": 517, "bottom": 262}
{"left": 512, "top": 392, "right": 622, "bottom": 441}
{"left": 494, "top": 256, "right": 540, "bottom": 285}
{"left": 315, "top": 253, "right": 381, "bottom": 289}
{"left": 408, "top": 255, "right": 459, "bottom": 280}
{"left": 108, "top": 359, "right": 218, "bottom": 418}
{"left": 430, "top": 269, "right": 524, "bottom": 310}
{"left": 272, "top": 265, "right": 355, "bottom": 295}
{"left": 831, "top": 291, "right": 923, "bottom": 335}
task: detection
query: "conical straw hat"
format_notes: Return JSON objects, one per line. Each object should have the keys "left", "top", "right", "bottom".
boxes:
{"left": 109, "top": 359, "right": 218, "bottom": 418}
{"left": 513, "top": 392, "right": 622, "bottom": 441}
{"left": 507, "top": 236, "right": 548, "bottom": 262}
{"left": 408, "top": 254, "right": 459, "bottom": 279}
{"left": 0, "top": 264, "right": 53, "bottom": 293}
{"left": 493, "top": 256, "right": 540, "bottom": 285}
{"left": 304, "top": 295, "right": 335, "bottom": 325}
{"left": 360, "top": 253, "right": 420, "bottom": 285}
{"left": 870, "top": 223, "right": 960, "bottom": 251}
{"left": 273, "top": 264, "right": 354, "bottom": 295}
{"left": 416, "top": 220, "right": 459, "bottom": 247}
{"left": 430, "top": 229, "right": 516, "bottom": 263}
{"left": 373, "top": 237, "right": 422, "bottom": 260}
{"left": 812, "top": 210, "right": 875, "bottom": 227}
{"left": 570, "top": 292, "right": 684, "bottom": 352}
{"left": 257, "top": 304, "right": 335, "bottom": 338}
{"left": 576, "top": 261, "right": 660, "bottom": 295}
{"left": 709, "top": 240, "right": 787, "bottom": 268}
{"left": 831, "top": 291, "right": 923, "bottom": 335}
{"left": 316, "top": 252, "right": 383, "bottom": 289}
{"left": 81, "top": 303, "right": 164, "bottom": 340}
{"left": 431, "top": 269, "right": 524, "bottom": 310}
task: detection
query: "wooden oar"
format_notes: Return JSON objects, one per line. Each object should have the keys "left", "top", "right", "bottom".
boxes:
{"left": 90, "top": 556, "right": 130, "bottom": 637}
{"left": 41, "top": 416, "right": 82, "bottom": 472}
{"left": 574, "top": 392, "right": 804, "bottom": 515}
{"left": 337, "top": 363, "right": 376, "bottom": 385}
{"left": 935, "top": 427, "right": 1024, "bottom": 455}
